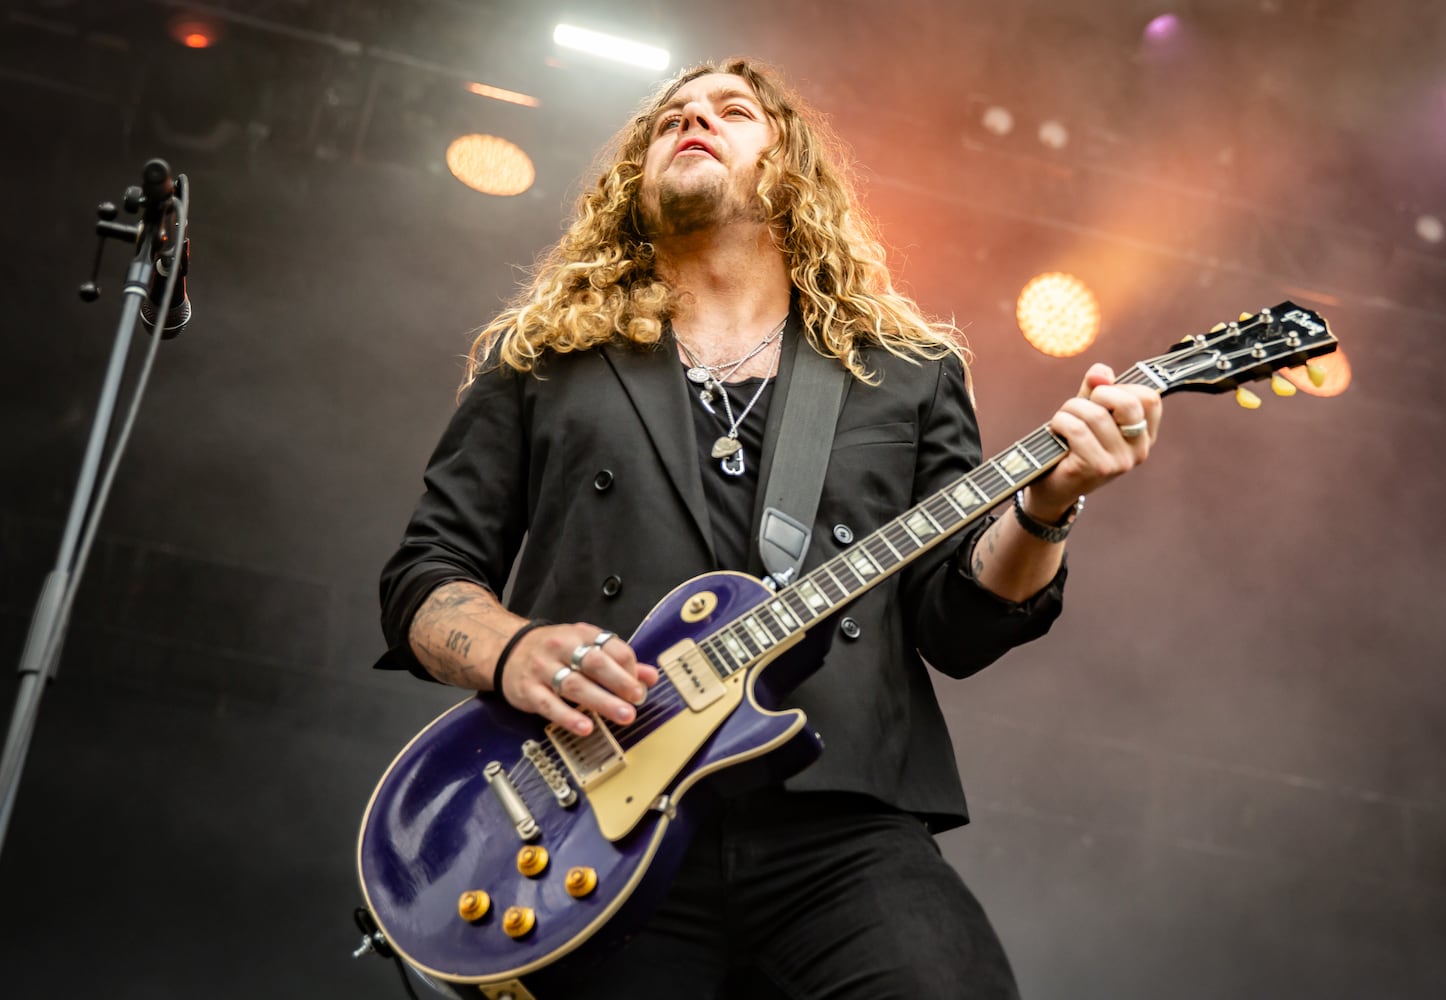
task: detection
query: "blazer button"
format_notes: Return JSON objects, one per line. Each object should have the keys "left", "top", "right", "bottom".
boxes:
{"left": 593, "top": 470, "right": 614, "bottom": 491}
{"left": 832, "top": 524, "right": 854, "bottom": 545}
{"left": 839, "top": 617, "right": 861, "bottom": 640}
{"left": 601, "top": 575, "right": 623, "bottom": 598}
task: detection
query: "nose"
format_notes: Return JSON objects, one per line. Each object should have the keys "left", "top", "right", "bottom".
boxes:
{"left": 678, "top": 101, "right": 715, "bottom": 132}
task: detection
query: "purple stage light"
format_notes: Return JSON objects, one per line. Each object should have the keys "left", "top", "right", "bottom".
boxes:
{"left": 1144, "top": 13, "right": 1182, "bottom": 42}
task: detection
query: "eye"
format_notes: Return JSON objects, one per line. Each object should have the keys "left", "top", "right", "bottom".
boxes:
{"left": 724, "top": 106, "right": 753, "bottom": 118}
{"left": 657, "top": 116, "right": 681, "bottom": 132}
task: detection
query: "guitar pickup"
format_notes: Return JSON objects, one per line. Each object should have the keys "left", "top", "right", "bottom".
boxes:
{"left": 658, "top": 639, "right": 726, "bottom": 712}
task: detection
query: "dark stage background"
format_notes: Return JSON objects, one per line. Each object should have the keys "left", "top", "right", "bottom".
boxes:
{"left": 1, "top": 1, "right": 1443, "bottom": 997}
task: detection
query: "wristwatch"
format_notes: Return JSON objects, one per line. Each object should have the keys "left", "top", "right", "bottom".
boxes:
{"left": 1012, "top": 490, "right": 1084, "bottom": 544}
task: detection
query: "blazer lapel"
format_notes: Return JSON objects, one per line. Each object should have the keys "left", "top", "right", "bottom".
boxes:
{"left": 602, "top": 340, "right": 717, "bottom": 562}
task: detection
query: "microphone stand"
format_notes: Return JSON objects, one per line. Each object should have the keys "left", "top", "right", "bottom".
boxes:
{"left": 0, "top": 160, "right": 192, "bottom": 861}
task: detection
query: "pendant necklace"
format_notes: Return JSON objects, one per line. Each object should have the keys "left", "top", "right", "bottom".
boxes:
{"left": 678, "top": 329, "right": 784, "bottom": 477}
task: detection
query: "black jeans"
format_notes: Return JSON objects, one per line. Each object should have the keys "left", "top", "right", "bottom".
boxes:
{"left": 553, "top": 788, "right": 1021, "bottom": 1000}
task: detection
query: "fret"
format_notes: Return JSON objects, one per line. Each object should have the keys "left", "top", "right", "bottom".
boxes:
{"left": 702, "top": 635, "right": 740, "bottom": 673}
{"left": 720, "top": 629, "right": 750, "bottom": 666}
{"left": 906, "top": 508, "right": 942, "bottom": 540}
{"left": 794, "top": 579, "right": 831, "bottom": 614}
{"left": 768, "top": 599, "right": 801, "bottom": 631}
{"left": 941, "top": 486, "right": 970, "bottom": 518}
{"left": 951, "top": 478, "right": 990, "bottom": 511}
{"left": 985, "top": 459, "right": 1016, "bottom": 488}
{"left": 816, "top": 565, "right": 848, "bottom": 601}
{"left": 835, "top": 555, "right": 868, "bottom": 589}
{"left": 728, "top": 621, "right": 762, "bottom": 659}
{"left": 924, "top": 496, "right": 959, "bottom": 531}
{"left": 876, "top": 530, "right": 904, "bottom": 560}
{"left": 997, "top": 445, "right": 1037, "bottom": 480}
{"left": 846, "top": 546, "right": 882, "bottom": 580}
{"left": 863, "top": 536, "right": 897, "bottom": 570}
{"left": 741, "top": 614, "right": 774, "bottom": 651}
{"left": 755, "top": 605, "right": 789, "bottom": 642}
{"left": 781, "top": 589, "right": 814, "bottom": 624}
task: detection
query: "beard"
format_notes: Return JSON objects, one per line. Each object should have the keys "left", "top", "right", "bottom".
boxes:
{"left": 639, "top": 164, "right": 764, "bottom": 238}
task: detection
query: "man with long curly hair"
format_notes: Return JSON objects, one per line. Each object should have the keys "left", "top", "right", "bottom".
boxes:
{"left": 378, "top": 58, "right": 1161, "bottom": 998}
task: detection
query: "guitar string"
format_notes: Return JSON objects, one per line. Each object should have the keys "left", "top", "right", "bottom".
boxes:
{"left": 497, "top": 350, "right": 1283, "bottom": 802}
{"left": 496, "top": 358, "right": 1235, "bottom": 807}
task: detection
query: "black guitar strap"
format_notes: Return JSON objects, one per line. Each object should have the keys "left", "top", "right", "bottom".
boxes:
{"left": 754, "top": 328, "right": 847, "bottom": 588}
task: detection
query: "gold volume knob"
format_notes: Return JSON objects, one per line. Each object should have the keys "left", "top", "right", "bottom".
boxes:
{"left": 516, "top": 845, "right": 549, "bottom": 877}
{"left": 458, "top": 890, "right": 491, "bottom": 922}
{"left": 565, "top": 866, "right": 598, "bottom": 898}
{"left": 502, "top": 906, "right": 535, "bottom": 939}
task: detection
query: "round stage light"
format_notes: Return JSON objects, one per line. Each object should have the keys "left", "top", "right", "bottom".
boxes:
{"left": 446, "top": 135, "right": 535, "bottom": 197}
{"left": 1016, "top": 272, "right": 1101, "bottom": 357}
{"left": 981, "top": 106, "right": 1014, "bottom": 137}
{"left": 1037, "top": 120, "right": 1069, "bottom": 150}
{"left": 169, "top": 18, "right": 221, "bottom": 49}
{"left": 1280, "top": 347, "right": 1352, "bottom": 397}
{"left": 1416, "top": 214, "right": 1443, "bottom": 245}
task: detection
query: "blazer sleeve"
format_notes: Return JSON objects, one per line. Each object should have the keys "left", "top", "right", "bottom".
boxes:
{"left": 901, "top": 355, "right": 1067, "bottom": 679}
{"left": 375, "top": 367, "right": 531, "bottom": 678}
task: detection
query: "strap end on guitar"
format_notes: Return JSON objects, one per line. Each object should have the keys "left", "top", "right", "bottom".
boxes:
{"left": 759, "top": 506, "right": 810, "bottom": 592}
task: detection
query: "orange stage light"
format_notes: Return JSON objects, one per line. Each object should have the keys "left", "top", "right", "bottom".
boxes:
{"left": 169, "top": 18, "right": 220, "bottom": 49}
{"left": 446, "top": 135, "right": 535, "bottom": 196}
{"left": 465, "top": 82, "right": 541, "bottom": 108}
{"left": 1016, "top": 272, "right": 1101, "bottom": 357}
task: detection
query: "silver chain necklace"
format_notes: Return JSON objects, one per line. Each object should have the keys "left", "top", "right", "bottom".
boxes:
{"left": 678, "top": 332, "right": 783, "bottom": 477}
{"left": 676, "top": 316, "right": 787, "bottom": 390}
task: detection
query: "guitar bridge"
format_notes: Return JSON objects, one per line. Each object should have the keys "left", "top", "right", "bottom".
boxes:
{"left": 546, "top": 712, "right": 626, "bottom": 789}
{"left": 522, "top": 739, "right": 577, "bottom": 807}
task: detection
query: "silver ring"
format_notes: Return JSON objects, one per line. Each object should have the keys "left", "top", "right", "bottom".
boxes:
{"left": 550, "top": 665, "right": 574, "bottom": 697}
{"left": 570, "top": 643, "right": 593, "bottom": 669}
{"left": 1118, "top": 419, "right": 1148, "bottom": 439}
{"left": 592, "top": 630, "right": 615, "bottom": 649}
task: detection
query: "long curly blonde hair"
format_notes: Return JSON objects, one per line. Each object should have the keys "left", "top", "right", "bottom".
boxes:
{"left": 464, "top": 58, "right": 968, "bottom": 389}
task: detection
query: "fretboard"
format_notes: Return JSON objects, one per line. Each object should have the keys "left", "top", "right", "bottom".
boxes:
{"left": 696, "top": 439, "right": 1069, "bottom": 675}
{"left": 686, "top": 362, "right": 1165, "bottom": 676}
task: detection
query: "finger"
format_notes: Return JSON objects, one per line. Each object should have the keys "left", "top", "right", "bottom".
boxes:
{"left": 554, "top": 664, "right": 640, "bottom": 726}
{"left": 530, "top": 687, "right": 600, "bottom": 736}
{"left": 1052, "top": 402, "right": 1134, "bottom": 480}
{"left": 574, "top": 626, "right": 653, "bottom": 700}
{"left": 576, "top": 645, "right": 650, "bottom": 706}
{"left": 1077, "top": 363, "right": 1116, "bottom": 398}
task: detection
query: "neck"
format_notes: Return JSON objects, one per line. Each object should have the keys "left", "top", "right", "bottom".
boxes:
{"left": 656, "top": 222, "right": 792, "bottom": 357}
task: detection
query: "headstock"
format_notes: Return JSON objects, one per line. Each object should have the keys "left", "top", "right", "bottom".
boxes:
{"left": 1146, "top": 302, "right": 1339, "bottom": 401}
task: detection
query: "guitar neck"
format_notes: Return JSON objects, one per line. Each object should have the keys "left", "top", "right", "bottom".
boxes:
{"left": 690, "top": 364, "right": 1169, "bottom": 677}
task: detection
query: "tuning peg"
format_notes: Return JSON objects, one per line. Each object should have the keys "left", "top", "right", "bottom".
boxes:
{"left": 1306, "top": 362, "right": 1327, "bottom": 388}
{"left": 1210, "top": 322, "right": 1227, "bottom": 332}
{"left": 1239, "top": 312, "right": 1254, "bottom": 322}
{"left": 1271, "top": 373, "right": 1296, "bottom": 397}
{"left": 1235, "top": 386, "right": 1262, "bottom": 409}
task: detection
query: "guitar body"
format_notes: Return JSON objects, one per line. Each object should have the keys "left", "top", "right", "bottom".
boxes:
{"left": 357, "top": 571, "right": 831, "bottom": 989}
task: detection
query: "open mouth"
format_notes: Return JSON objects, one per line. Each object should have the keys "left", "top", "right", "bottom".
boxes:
{"left": 675, "top": 139, "right": 718, "bottom": 159}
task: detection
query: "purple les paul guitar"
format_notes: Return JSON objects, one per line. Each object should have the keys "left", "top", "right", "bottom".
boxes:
{"left": 357, "top": 303, "right": 1338, "bottom": 997}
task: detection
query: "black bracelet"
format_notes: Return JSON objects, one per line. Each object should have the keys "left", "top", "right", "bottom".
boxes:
{"left": 492, "top": 619, "right": 550, "bottom": 694}
{"left": 1012, "top": 490, "right": 1084, "bottom": 544}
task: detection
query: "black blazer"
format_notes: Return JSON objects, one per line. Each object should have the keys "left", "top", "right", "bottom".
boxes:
{"left": 378, "top": 319, "right": 1065, "bottom": 831}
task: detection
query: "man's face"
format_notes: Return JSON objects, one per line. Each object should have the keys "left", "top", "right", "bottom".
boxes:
{"left": 637, "top": 73, "right": 778, "bottom": 237}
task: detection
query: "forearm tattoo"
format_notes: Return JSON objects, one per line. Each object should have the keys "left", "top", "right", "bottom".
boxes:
{"left": 411, "top": 582, "right": 510, "bottom": 689}
{"left": 445, "top": 629, "right": 474, "bottom": 658}
{"left": 972, "top": 521, "right": 999, "bottom": 578}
